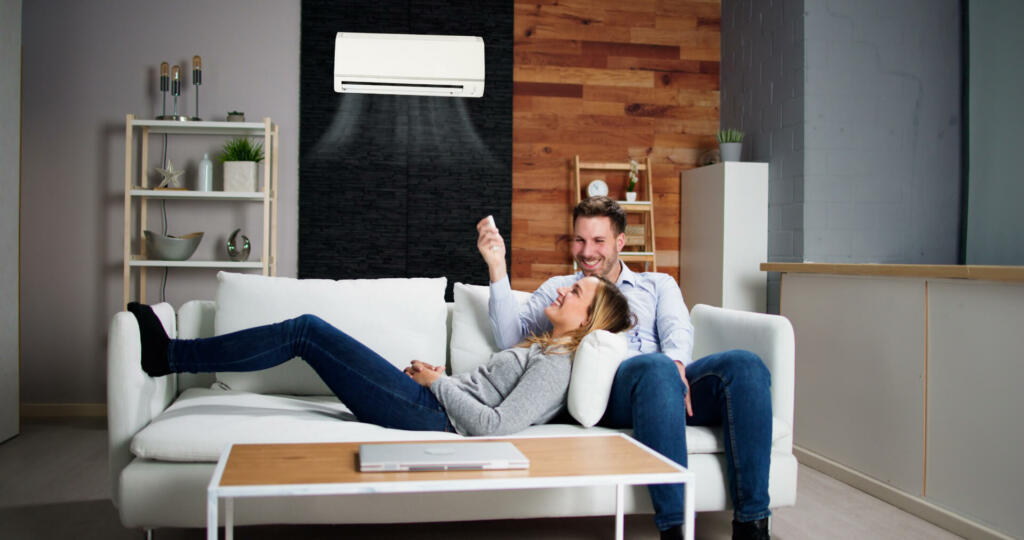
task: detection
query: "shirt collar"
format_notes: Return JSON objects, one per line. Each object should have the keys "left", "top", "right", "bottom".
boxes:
{"left": 616, "top": 260, "right": 638, "bottom": 286}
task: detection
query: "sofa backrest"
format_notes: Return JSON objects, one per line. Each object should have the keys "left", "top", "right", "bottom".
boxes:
{"left": 210, "top": 272, "right": 449, "bottom": 395}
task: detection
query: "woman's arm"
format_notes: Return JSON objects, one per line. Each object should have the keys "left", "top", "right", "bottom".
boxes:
{"left": 431, "top": 350, "right": 571, "bottom": 436}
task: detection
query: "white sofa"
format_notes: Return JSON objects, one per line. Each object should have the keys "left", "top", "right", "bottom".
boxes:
{"left": 107, "top": 273, "right": 797, "bottom": 531}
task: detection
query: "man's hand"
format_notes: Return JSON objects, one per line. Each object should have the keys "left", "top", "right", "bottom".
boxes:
{"left": 404, "top": 360, "right": 445, "bottom": 387}
{"left": 673, "top": 360, "right": 694, "bottom": 417}
{"left": 476, "top": 216, "right": 507, "bottom": 283}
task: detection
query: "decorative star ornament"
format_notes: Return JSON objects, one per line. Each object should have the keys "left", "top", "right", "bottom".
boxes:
{"left": 155, "top": 161, "right": 185, "bottom": 189}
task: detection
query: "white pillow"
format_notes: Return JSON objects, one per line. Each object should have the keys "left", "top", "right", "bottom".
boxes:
{"left": 449, "top": 282, "right": 531, "bottom": 374}
{"left": 568, "top": 330, "right": 629, "bottom": 427}
{"left": 214, "top": 272, "right": 447, "bottom": 395}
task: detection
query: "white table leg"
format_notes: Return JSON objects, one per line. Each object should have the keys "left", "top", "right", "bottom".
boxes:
{"left": 207, "top": 491, "right": 218, "bottom": 540}
{"left": 615, "top": 483, "right": 624, "bottom": 540}
{"left": 225, "top": 497, "right": 234, "bottom": 540}
{"left": 683, "top": 478, "right": 695, "bottom": 540}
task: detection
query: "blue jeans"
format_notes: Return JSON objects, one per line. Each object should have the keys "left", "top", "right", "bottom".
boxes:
{"left": 168, "top": 314, "right": 455, "bottom": 432}
{"left": 598, "top": 350, "right": 772, "bottom": 529}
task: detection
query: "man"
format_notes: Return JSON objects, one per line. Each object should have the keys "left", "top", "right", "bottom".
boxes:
{"left": 477, "top": 197, "right": 772, "bottom": 540}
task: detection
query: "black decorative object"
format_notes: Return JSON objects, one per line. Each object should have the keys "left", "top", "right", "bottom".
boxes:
{"left": 299, "top": 0, "right": 513, "bottom": 301}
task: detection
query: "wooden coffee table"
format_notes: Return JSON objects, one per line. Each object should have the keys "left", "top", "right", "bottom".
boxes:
{"left": 207, "top": 433, "right": 693, "bottom": 540}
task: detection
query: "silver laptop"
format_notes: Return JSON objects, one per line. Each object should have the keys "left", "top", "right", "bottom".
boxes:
{"left": 359, "top": 441, "right": 530, "bottom": 472}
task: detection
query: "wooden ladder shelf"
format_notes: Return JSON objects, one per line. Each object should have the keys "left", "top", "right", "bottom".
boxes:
{"left": 571, "top": 155, "right": 657, "bottom": 272}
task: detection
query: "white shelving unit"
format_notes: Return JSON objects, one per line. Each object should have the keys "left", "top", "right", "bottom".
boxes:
{"left": 122, "top": 114, "right": 279, "bottom": 304}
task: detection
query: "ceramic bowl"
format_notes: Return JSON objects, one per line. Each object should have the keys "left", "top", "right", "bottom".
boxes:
{"left": 144, "top": 231, "right": 204, "bottom": 261}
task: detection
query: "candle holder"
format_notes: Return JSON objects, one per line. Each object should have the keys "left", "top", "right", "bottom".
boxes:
{"left": 190, "top": 55, "right": 202, "bottom": 121}
{"left": 156, "top": 62, "right": 188, "bottom": 121}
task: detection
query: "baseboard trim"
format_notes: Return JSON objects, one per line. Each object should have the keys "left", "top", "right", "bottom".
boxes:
{"left": 794, "top": 445, "right": 1011, "bottom": 540}
{"left": 20, "top": 403, "right": 107, "bottom": 418}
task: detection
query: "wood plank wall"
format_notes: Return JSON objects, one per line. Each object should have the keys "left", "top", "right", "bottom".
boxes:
{"left": 511, "top": 0, "right": 721, "bottom": 291}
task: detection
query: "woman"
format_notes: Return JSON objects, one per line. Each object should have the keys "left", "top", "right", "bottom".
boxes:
{"left": 127, "top": 275, "right": 633, "bottom": 436}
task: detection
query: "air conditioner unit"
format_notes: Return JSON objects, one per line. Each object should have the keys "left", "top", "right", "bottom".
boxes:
{"left": 334, "top": 32, "right": 485, "bottom": 98}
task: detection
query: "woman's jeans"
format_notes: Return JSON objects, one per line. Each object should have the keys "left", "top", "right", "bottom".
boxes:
{"left": 168, "top": 314, "right": 455, "bottom": 432}
{"left": 599, "top": 350, "right": 772, "bottom": 529}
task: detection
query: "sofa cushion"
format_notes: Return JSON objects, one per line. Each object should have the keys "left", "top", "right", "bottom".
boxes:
{"left": 449, "top": 282, "right": 531, "bottom": 374}
{"left": 568, "top": 330, "right": 629, "bottom": 427}
{"left": 213, "top": 272, "right": 447, "bottom": 395}
{"left": 131, "top": 389, "right": 793, "bottom": 463}
{"left": 131, "top": 388, "right": 463, "bottom": 462}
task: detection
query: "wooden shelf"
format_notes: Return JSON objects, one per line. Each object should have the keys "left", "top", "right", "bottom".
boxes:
{"left": 130, "top": 188, "right": 266, "bottom": 201}
{"left": 129, "top": 257, "right": 265, "bottom": 269}
{"left": 130, "top": 119, "right": 269, "bottom": 136}
{"left": 761, "top": 263, "right": 1024, "bottom": 282}
{"left": 123, "top": 113, "right": 279, "bottom": 304}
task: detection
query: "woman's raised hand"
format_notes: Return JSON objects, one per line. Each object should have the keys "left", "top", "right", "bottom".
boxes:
{"left": 476, "top": 216, "right": 507, "bottom": 283}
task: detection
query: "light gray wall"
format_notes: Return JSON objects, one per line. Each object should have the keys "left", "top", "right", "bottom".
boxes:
{"left": 721, "top": 0, "right": 805, "bottom": 314}
{"left": 802, "top": 0, "right": 960, "bottom": 264}
{"left": 1, "top": 0, "right": 22, "bottom": 438}
{"left": 20, "top": 0, "right": 300, "bottom": 404}
{"left": 966, "top": 0, "right": 1024, "bottom": 265}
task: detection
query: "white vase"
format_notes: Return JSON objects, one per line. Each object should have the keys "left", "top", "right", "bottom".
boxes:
{"left": 223, "top": 161, "right": 258, "bottom": 192}
{"left": 719, "top": 142, "right": 742, "bottom": 162}
{"left": 625, "top": 191, "right": 637, "bottom": 202}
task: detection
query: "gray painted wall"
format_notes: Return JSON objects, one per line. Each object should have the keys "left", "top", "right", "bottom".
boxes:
{"left": 966, "top": 0, "right": 1024, "bottom": 265}
{"left": 1, "top": 0, "right": 22, "bottom": 439}
{"left": 723, "top": 0, "right": 961, "bottom": 309}
{"left": 803, "top": 0, "right": 960, "bottom": 264}
{"left": 721, "top": 0, "right": 805, "bottom": 314}
{"left": 20, "top": 0, "right": 300, "bottom": 404}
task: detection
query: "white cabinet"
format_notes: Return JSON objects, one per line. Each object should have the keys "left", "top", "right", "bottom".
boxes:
{"left": 122, "top": 114, "right": 279, "bottom": 304}
{"left": 679, "top": 162, "right": 768, "bottom": 312}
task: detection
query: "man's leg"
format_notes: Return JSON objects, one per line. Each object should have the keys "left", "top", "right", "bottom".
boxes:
{"left": 686, "top": 349, "right": 772, "bottom": 524}
{"left": 599, "top": 353, "right": 687, "bottom": 532}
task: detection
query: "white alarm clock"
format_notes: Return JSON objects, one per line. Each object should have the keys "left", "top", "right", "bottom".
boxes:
{"left": 587, "top": 179, "right": 609, "bottom": 197}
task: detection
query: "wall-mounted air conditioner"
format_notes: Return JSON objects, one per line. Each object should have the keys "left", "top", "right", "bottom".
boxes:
{"left": 334, "top": 32, "right": 485, "bottom": 98}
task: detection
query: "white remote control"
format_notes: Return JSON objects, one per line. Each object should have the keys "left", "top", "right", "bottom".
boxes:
{"left": 486, "top": 215, "right": 499, "bottom": 251}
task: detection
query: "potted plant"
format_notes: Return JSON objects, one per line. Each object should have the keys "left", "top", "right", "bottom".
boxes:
{"left": 220, "top": 137, "right": 264, "bottom": 192}
{"left": 717, "top": 128, "right": 744, "bottom": 162}
{"left": 626, "top": 159, "right": 639, "bottom": 201}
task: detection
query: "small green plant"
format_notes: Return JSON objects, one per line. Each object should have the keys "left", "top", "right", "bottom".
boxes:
{"left": 717, "top": 128, "right": 745, "bottom": 144}
{"left": 220, "top": 137, "right": 264, "bottom": 163}
{"left": 627, "top": 159, "right": 639, "bottom": 192}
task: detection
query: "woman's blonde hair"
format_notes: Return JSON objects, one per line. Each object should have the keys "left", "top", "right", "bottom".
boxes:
{"left": 526, "top": 276, "right": 634, "bottom": 354}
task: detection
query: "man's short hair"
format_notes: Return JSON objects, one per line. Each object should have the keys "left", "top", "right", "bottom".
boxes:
{"left": 573, "top": 196, "right": 627, "bottom": 236}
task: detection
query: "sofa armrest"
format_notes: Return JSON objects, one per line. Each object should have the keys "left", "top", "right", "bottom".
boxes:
{"left": 106, "top": 303, "right": 177, "bottom": 508}
{"left": 690, "top": 304, "right": 795, "bottom": 433}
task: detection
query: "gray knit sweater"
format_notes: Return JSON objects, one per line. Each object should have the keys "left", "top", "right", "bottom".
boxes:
{"left": 429, "top": 343, "right": 571, "bottom": 436}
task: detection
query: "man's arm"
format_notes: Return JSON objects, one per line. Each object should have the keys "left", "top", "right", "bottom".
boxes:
{"left": 654, "top": 275, "right": 695, "bottom": 365}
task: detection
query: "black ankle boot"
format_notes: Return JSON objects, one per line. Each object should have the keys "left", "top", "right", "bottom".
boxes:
{"left": 732, "top": 517, "right": 769, "bottom": 540}
{"left": 659, "top": 524, "right": 683, "bottom": 540}
{"left": 126, "top": 302, "right": 171, "bottom": 376}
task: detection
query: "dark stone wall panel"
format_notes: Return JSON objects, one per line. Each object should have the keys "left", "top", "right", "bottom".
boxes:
{"left": 299, "top": 0, "right": 512, "bottom": 299}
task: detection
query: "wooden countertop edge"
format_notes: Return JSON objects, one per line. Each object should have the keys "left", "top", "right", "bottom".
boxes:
{"left": 759, "top": 263, "right": 1024, "bottom": 282}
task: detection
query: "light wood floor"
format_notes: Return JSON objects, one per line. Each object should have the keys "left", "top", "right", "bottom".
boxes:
{"left": 0, "top": 417, "right": 962, "bottom": 539}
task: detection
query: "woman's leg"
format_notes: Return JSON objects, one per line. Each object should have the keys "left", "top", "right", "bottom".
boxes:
{"left": 167, "top": 313, "right": 453, "bottom": 432}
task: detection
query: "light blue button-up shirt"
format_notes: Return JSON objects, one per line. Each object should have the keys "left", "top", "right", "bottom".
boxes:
{"left": 488, "top": 261, "right": 695, "bottom": 365}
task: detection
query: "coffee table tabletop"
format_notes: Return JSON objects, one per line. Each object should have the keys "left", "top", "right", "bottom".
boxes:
{"left": 207, "top": 433, "right": 693, "bottom": 540}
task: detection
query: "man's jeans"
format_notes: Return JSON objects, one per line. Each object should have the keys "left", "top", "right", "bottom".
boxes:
{"left": 168, "top": 314, "right": 455, "bottom": 432}
{"left": 599, "top": 351, "right": 772, "bottom": 529}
